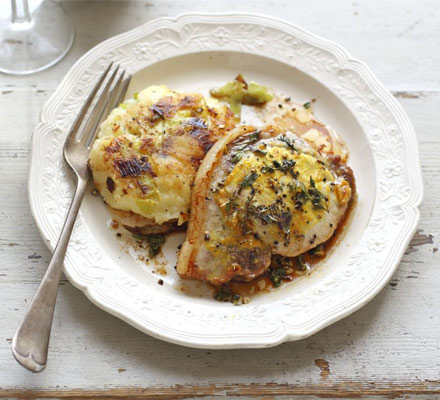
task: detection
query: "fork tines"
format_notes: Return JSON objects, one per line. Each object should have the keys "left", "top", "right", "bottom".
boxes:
{"left": 64, "top": 63, "right": 132, "bottom": 152}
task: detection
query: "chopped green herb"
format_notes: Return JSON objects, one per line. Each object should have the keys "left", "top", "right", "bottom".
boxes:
{"left": 235, "top": 132, "right": 260, "bottom": 149}
{"left": 295, "top": 255, "right": 308, "bottom": 272}
{"left": 231, "top": 151, "right": 245, "bottom": 164}
{"left": 303, "top": 101, "right": 312, "bottom": 109}
{"left": 293, "top": 181, "right": 309, "bottom": 209}
{"left": 243, "top": 130, "right": 260, "bottom": 143}
{"left": 146, "top": 234, "right": 165, "bottom": 258}
{"left": 260, "top": 165, "right": 273, "bottom": 173}
{"left": 240, "top": 172, "right": 258, "bottom": 189}
{"left": 280, "top": 211, "right": 292, "bottom": 235}
{"left": 269, "top": 267, "right": 287, "bottom": 287}
{"left": 225, "top": 198, "right": 239, "bottom": 214}
{"left": 310, "top": 196, "right": 326, "bottom": 210}
{"left": 131, "top": 233, "right": 165, "bottom": 257}
{"left": 248, "top": 204, "right": 276, "bottom": 224}
{"left": 278, "top": 135, "right": 296, "bottom": 150}
{"left": 292, "top": 177, "right": 328, "bottom": 211}
{"left": 307, "top": 176, "right": 327, "bottom": 211}
{"left": 261, "top": 159, "right": 296, "bottom": 174}
{"left": 229, "top": 131, "right": 261, "bottom": 164}
{"left": 214, "top": 285, "right": 241, "bottom": 304}
{"left": 134, "top": 91, "right": 139, "bottom": 100}
{"left": 248, "top": 204, "right": 292, "bottom": 236}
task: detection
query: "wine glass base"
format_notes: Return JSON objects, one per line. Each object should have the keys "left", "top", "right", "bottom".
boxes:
{"left": 0, "top": 1, "right": 74, "bottom": 75}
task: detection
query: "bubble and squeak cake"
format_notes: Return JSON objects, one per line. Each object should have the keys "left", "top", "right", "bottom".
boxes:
{"left": 89, "top": 85, "right": 235, "bottom": 234}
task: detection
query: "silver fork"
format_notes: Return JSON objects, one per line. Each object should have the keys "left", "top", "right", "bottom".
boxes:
{"left": 12, "top": 64, "right": 131, "bottom": 373}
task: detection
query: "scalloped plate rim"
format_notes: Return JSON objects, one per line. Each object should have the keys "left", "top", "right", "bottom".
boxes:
{"left": 28, "top": 12, "right": 423, "bottom": 349}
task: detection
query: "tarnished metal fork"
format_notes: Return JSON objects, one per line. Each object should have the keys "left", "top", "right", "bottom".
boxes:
{"left": 12, "top": 64, "right": 131, "bottom": 373}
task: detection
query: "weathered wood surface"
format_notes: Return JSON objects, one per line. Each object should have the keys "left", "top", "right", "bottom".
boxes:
{"left": 0, "top": 0, "right": 438, "bottom": 398}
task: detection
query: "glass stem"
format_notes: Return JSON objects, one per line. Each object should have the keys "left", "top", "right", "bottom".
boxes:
{"left": 11, "top": 0, "right": 31, "bottom": 24}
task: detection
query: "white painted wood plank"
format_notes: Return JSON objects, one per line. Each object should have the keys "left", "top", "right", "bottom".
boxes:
{"left": 0, "top": 0, "right": 439, "bottom": 395}
{"left": 1, "top": 0, "right": 439, "bottom": 91}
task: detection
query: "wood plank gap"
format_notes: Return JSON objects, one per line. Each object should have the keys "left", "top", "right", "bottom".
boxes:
{"left": 2, "top": 382, "right": 440, "bottom": 399}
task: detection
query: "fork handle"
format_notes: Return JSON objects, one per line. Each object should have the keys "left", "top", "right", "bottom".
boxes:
{"left": 12, "top": 178, "right": 88, "bottom": 372}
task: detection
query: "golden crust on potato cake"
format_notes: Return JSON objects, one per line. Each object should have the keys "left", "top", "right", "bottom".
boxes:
{"left": 177, "top": 125, "right": 354, "bottom": 285}
{"left": 89, "top": 85, "right": 235, "bottom": 234}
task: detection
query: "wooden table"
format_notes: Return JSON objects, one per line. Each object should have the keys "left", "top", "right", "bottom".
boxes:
{"left": 1, "top": 1, "right": 438, "bottom": 398}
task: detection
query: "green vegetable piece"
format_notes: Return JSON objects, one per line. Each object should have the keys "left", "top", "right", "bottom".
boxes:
{"left": 210, "top": 74, "right": 273, "bottom": 119}
{"left": 135, "top": 197, "right": 158, "bottom": 214}
{"left": 242, "top": 82, "right": 274, "bottom": 104}
{"left": 229, "top": 97, "right": 242, "bottom": 116}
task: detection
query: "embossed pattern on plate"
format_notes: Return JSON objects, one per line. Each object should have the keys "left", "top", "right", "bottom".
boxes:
{"left": 29, "top": 13, "right": 422, "bottom": 348}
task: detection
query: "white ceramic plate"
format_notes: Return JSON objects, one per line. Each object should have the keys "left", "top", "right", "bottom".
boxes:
{"left": 29, "top": 13, "right": 422, "bottom": 349}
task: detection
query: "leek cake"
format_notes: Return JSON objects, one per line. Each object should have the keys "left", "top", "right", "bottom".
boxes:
{"left": 89, "top": 85, "right": 235, "bottom": 233}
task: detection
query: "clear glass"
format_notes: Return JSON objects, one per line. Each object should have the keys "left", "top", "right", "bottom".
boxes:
{"left": 0, "top": 0, "right": 74, "bottom": 75}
